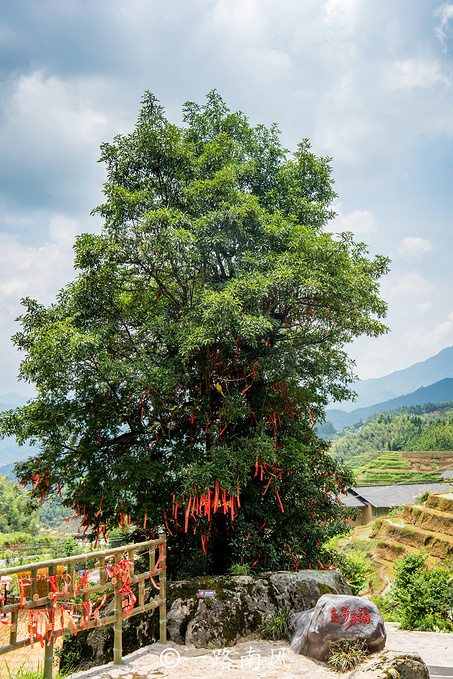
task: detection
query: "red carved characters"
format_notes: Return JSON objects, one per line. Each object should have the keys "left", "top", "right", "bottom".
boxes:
{"left": 331, "top": 606, "right": 371, "bottom": 631}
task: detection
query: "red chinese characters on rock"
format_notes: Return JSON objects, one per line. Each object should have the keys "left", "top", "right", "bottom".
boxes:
{"left": 331, "top": 605, "right": 371, "bottom": 631}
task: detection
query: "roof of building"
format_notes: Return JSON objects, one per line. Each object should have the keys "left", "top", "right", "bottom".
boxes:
{"left": 340, "top": 493, "right": 367, "bottom": 507}
{"left": 344, "top": 480, "right": 453, "bottom": 508}
{"left": 441, "top": 470, "right": 453, "bottom": 479}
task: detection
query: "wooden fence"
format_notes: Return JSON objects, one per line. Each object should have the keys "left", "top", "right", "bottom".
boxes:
{"left": 0, "top": 535, "right": 166, "bottom": 679}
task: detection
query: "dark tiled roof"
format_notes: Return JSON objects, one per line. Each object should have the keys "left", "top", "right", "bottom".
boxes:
{"left": 341, "top": 493, "right": 367, "bottom": 507}
{"left": 347, "top": 482, "right": 453, "bottom": 508}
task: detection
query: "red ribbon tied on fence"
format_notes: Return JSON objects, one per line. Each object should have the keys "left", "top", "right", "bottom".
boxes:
{"left": 105, "top": 558, "right": 137, "bottom": 615}
{"left": 27, "top": 610, "right": 47, "bottom": 648}
{"left": 48, "top": 573, "right": 70, "bottom": 603}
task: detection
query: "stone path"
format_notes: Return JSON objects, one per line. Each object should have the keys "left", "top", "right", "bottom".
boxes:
{"left": 385, "top": 623, "right": 453, "bottom": 666}
{"left": 67, "top": 623, "right": 453, "bottom": 679}
{"left": 430, "top": 669, "right": 453, "bottom": 679}
{"left": 385, "top": 623, "right": 453, "bottom": 679}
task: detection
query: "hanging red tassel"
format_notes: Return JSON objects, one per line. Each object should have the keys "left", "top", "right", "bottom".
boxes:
{"left": 214, "top": 481, "right": 220, "bottom": 512}
{"left": 185, "top": 495, "right": 192, "bottom": 533}
{"left": 222, "top": 488, "right": 227, "bottom": 514}
{"left": 275, "top": 490, "right": 284, "bottom": 513}
{"left": 230, "top": 494, "right": 235, "bottom": 521}
{"left": 163, "top": 508, "right": 174, "bottom": 536}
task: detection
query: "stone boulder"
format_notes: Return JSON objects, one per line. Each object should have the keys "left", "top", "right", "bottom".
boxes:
{"left": 348, "top": 650, "right": 429, "bottom": 679}
{"left": 60, "top": 569, "right": 349, "bottom": 671}
{"left": 290, "top": 594, "right": 386, "bottom": 661}
{"left": 168, "top": 570, "right": 350, "bottom": 648}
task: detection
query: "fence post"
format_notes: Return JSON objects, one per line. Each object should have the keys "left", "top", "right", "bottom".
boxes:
{"left": 44, "top": 565, "right": 56, "bottom": 679}
{"left": 0, "top": 538, "right": 167, "bottom": 671}
{"left": 113, "top": 552, "right": 123, "bottom": 664}
{"left": 9, "top": 608, "right": 17, "bottom": 647}
{"left": 159, "top": 533, "right": 166, "bottom": 644}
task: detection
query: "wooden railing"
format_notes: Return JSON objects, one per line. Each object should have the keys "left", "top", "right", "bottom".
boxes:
{"left": 0, "top": 535, "right": 166, "bottom": 679}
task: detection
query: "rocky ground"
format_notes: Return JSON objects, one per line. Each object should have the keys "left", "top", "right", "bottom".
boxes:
{"left": 66, "top": 623, "right": 453, "bottom": 679}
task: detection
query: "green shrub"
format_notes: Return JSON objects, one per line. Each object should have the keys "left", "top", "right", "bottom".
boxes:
{"left": 390, "top": 550, "right": 453, "bottom": 630}
{"left": 330, "top": 550, "right": 371, "bottom": 595}
{"left": 369, "top": 592, "right": 399, "bottom": 622}
{"left": 0, "top": 532, "right": 32, "bottom": 546}
{"left": 54, "top": 646, "right": 82, "bottom": 676}
{"left": 50, "top": 537, "right": 77, "bottom": 558}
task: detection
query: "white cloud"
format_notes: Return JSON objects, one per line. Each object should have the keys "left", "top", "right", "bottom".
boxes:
{"left": 417, "top": 301, "right": 432, "bottom": 313}
{"left": 4, "top": 71, "right": 106, "bottom": 152}
{"left": 434, "top": 3, "right": 453, "bottom": 48}
{"left": 329, "top": 202, "right": 377, "bottom": 236}
{"left": 350, "top": 310, "right": 453, "bottom": 380}
{"left": 209, "top": 0, "right": 264, "bottom": 33}
{"left": 0, "top": 215, "right": 79, "bottom": 392}
{"left": 385, "top": 58, "right": 448, "bottom": 89}
{"left": 323, "top": 0, "right": 360, "bottom": 28}
{"left": 396, "top": 237, "right": 434, "bottom": 260}
{"left": 48, "top": 214, "right": 79, "bottom": 249}
{"left": 0, "top": 71, "right": 114, "bottom": 213}
{"left": 401, "top": 313, "right": 453, "bottom": 353}
{"left": 0, "top": 221, "right": 76, "bottom": 309}
{"left": 381, "top": 271, "right": 434, "bottom": 302}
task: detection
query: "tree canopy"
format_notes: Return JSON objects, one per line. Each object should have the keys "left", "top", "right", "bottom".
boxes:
{"left": 0, "top": 91, "right": 389, "bottom": 576}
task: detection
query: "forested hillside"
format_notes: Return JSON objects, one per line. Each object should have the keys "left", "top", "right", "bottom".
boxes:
{"left": 405, "top": 417, "right": 453, "bottom": 451}
{"left": 330, "top": 401, "right": 453, "bottom": 462}
{"left": 0, "top": 474, "right": 37, "bottom": 534}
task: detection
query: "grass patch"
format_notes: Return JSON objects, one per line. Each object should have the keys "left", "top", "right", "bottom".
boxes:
{"left": 259, "top": 609, "right": 291, "bottom": 641}
{"left": 228, "top": 562, "right": 251, "bottom": 576}
{"left": 4, "top": 666, "right": 43, "bottom": 679}
{"left": 2, "top": 660, "right": 69, "bottom": 679}
{"left": 327, "top": 640, "right": 369, "bottom": 673}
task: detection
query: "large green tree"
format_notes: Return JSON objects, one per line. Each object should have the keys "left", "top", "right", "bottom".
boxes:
{"left": 1, "top": 92, "right": 389, "bottom": 576}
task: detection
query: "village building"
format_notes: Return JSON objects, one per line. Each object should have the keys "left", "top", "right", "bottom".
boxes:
{"left": 342, "top": 476, "right": 453, "bottom": 526}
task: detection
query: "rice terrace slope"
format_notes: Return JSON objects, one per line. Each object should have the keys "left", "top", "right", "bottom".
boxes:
{"left": 337, "top": 491, "right": 453, "bottom": 597}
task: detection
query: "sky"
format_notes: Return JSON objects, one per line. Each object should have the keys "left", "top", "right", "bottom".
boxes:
{"left": 1, "top": 0, "right": 453, "bottom": 396}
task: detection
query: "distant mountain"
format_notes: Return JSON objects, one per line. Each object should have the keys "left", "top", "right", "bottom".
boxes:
{"left": 0, "top": 463, "right": 15, "bottom": 480}
{"left": 326, "top": 378, "right": 453, "bottom": 430}
{"left": 336, "top": 345, "right": 453, "bottom": 412}
{"left": 0, "top": 392, "right": 27, "bottom": 411}
{"left": 0, "top": 439, "right": 36, "bottom": 466}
